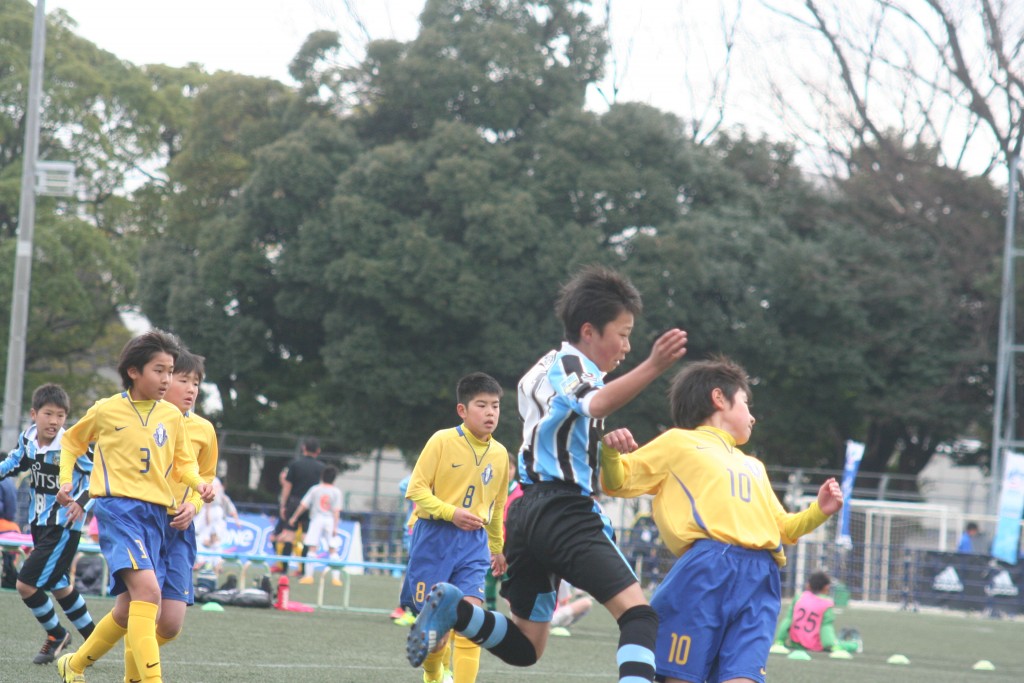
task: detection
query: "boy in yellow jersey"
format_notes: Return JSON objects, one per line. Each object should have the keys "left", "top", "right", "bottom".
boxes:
{"left": 55, "top": 330, "right": 213, "bottom": 683}
{"left": 123, "top": 349, "right": 218, "bottom": 680}
{"left": 404, "top": 372, "right": 509, "bottom": 683}
{"left": 600, "top": 356, "right": 844, "bottom": 683}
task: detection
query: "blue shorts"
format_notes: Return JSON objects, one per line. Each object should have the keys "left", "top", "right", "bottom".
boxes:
{"left": 405, "top": 519, "right": 489, "bottom": 610}
{"left": 651, "top": 539, "right": 780, "bottom": 683}
{"left": 161, "top": 520, "right": 197, "bottom": 604}
{"left": 93, "top": 498, "right": 167, "bottom": 596}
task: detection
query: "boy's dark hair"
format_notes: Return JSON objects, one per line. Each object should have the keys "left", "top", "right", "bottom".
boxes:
{"left": 32, "top": 383, "right": 70, "bottom": 414}
{"left": 555, "top": 265, "right": 642, "bottom": 344}
{"left": 117, "top": 329, "right": 181, "bottom": 390}
{"left": 808, "top": 570, "right": 832, "bottom": 593}
{"left": 322, "top": 465, "right": 338, "bottom": 483}
{"left": 174, "top": 349, "right": 206, "bottom": 383}
{"left": 457, "top": 372, "right": 503, "bottom": 404}
{"left": 669, "top": 356, "right": 751, "bottom": 429}
{"left": 303, "top": 437, "right": 320, "bottom": 454}
{"left": 966, "top": 522, "right": 979, "bottom": 533}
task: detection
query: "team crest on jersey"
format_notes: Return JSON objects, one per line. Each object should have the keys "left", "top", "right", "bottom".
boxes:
{"left": 153, "top": 423, "right": 168, "bottom": 447}
{"left": 560, "top": 373, "right": 581, "bottom": 394}
{"left": 481, "top": 464, "right": 494, "bottom": 485}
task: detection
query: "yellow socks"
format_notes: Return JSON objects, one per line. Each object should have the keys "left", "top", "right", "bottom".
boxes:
{"left": 127, "top": 601, "right": 161, "bottom": 681}
{"left": 452, "top": 633, "right": 481, "bottom": 683}
{"left": 125, "top": 629, "right": 177, "bottom": 682}
{"left": 422, "top": 637, "right": 448, "bottom": 683}
{"left": 70, "top": 611, "right": 128, "bottom": 672}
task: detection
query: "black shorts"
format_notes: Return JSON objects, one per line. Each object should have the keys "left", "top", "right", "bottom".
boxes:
{"left": 499, "top": 481, "right": 637, "bottom": 621}
{"left": 20, "top": 524, "right": 81, "bottom": 590}
{"left": 272, "top": 498, "right": 310, "bottom": 535}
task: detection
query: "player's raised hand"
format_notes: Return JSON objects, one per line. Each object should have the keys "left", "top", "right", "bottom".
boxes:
{"left": 602, "top": 428, "right": 639, "bottom": 454}
{"left": 452, "top": 507, "right": 484, "bottom": 531}
{"left": 649, "top": 328, "right": 688, "bottom": 372}
{"left": 817, "top": 477, "right": 843, "bottom": 515}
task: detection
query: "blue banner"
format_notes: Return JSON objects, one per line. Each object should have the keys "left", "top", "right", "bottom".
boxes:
{"left": 837, "top": 440, "right": 864, "bottom": 548}
{"left": 200, "top": 513, "right": 364, "bottom": 571}
{"left": 991, "top": 451, "right": 1024, "bottom": 565}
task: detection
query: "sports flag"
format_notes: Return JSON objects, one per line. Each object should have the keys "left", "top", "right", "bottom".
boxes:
{"left": 837, "top": 440, "right": 864, "bottom": 549}
{"left": 991, "top": 451, "right": 1024, "bottom": 564}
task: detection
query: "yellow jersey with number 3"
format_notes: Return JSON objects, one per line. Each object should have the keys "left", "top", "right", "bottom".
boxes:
{"left": 59, "top": 392, "right": 202, "bottom": 508}
{"left": 406, "top": 424, "right": 509, "bottom": 554}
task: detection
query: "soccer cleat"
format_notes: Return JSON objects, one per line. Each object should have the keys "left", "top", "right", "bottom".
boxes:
{"left": 56, "top": 652, "right": 86, "bottom": 682}
{"left": 423, "top": 665, "right": 454, "bottom": 683}
{"left": 390, "top": 606, "right": 407, "bottom": 620}
{"left": 549, "top": 626, "right": 571, "bottom": 637}
{"left": 406, "top": 582, "right": 462, "bottom": 667}
{"left": 394, "top": 610, "right": 417, "bottom": 627}
{"left": 298, "top": 576, "right": 314, "bottom": 585}
{"left": 331, "top": 577, "right": 344, "bottom": 587}
{"left": 34, "top": 631, "right": 71, "bottom": 664}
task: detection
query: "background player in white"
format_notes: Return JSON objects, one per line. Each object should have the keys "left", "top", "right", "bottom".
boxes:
{"left": 289, "top": 465, "right": 343, "bottom": 586}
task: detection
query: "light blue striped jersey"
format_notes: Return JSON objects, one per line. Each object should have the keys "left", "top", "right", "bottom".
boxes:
{"left": 0, "top": 426, "right": 92, "bottom": 530}
{"left": 517, "top": 342, "right": 605, "bottom": 495}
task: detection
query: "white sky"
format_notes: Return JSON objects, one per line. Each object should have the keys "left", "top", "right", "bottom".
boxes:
{"left": 44, "top": 0, "right": 782, "bottom": 140}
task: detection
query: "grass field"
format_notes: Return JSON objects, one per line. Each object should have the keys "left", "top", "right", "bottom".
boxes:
{"left": 2, "top": 573, "right": 1023, "bottom": 682}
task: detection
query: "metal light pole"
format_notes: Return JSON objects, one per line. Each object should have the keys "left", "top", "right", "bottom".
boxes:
{"left": 1, "top": 0, "right": 47, "bottom": 451}
{"left": 990, "top": 155, "right": 1021, "bottom": 515}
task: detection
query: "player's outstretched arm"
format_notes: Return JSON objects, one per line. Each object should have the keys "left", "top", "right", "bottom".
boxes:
{"left": 589, "top": 329, "right": 688, "bottom": 419}
{"left": 817, "top": 477, "right": 843, "bottom": 516}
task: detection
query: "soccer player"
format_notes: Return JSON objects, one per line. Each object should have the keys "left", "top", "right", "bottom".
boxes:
{"left": 600, "top": 356, "right": 844, "bottom": 683}
{"left": 0, "top": 384, "right": 96, "bottom": 664}
{"left": 408, "top": 266, "right": 687, "bottom": 683}
{"left": 405, "top": 372, "right": 509, "bottom": 683}
{"left": 273, "top": 437, "right": 325, "bottom": 573}
{"left": 288, "top": 465, "right": 344, "bottom": 586}
{"left": 773, "top": 570, "right": 861, "bottom": 654}
{"left": 55, "top": 330, "right": 213, "bottom": 683}
{"left": 118, "top": 349, "right": 220, "bottom": 681}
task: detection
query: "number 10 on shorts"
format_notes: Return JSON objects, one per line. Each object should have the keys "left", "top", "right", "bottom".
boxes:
{"left": 668, "top": 632, "right": 691, "bottom": 665}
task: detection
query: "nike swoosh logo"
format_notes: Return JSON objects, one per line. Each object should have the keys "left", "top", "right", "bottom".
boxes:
{"left": 86, "top": 656, "right": 97, "bottom": 661}
{"left": 146, "top": 662, "right": 159, "bottom": 668}
{"left": 115, "top": 426, "right": 128, "bottom": 431}
{"left": 451, "top": 463, "right": 463, "bottom": 468}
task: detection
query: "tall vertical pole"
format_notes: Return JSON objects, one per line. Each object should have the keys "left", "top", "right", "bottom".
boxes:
{"left": 2, "top": 0, "right": 46, "bottom": 451}
{"left": 990, "top": 155, "right": 1020, "bottom": 515}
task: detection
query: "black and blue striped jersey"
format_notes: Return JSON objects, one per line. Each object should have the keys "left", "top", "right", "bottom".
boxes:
{"left": 0, "top": 426, "right": 92, "bottom": 530}
{"left": 517, "top": 342, "right": 605, "bottom": 495}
